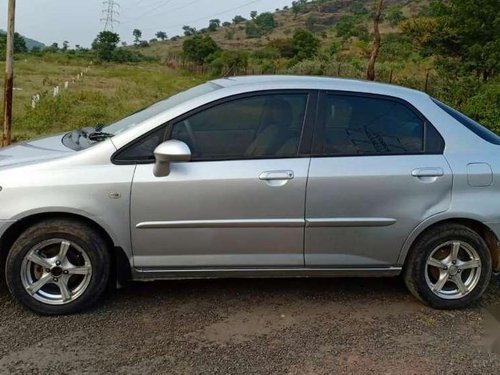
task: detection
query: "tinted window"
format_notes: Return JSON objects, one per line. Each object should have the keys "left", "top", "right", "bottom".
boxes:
{"left": 104, "top": 82, "right": 220, "bottom": 136}
{"left": 316, "top": 94, "right": 443, "bottom": 155}
{"left": 171, "top": 93, "right": 308, "bottom": 160}
{"left": 115, "top": 127, "right": 167, "bottom": 162}
{"left": 433, "top": 99, "right": 500, "bottom": 145}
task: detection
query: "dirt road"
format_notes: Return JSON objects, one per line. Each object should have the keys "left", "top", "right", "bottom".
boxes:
{"left": 1, "top": 277, "right": 499, "bottom": 374}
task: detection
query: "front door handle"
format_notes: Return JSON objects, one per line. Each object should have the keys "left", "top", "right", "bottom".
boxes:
{"left": 259, "top": 170, "right": 294, "bottom": 180}
{"left": 411, "top": 167, "right": 444, "bottom": 178}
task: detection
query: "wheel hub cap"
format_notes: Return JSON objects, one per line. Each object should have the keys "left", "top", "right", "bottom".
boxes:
{"left": 425, "top": 240, "right": 482, "bottom": 300}
{"left": 20, "top": 239, "right": 93, "bottom": 305}
{"left": 51, "top": 266, "right": 63, "bottom": 277}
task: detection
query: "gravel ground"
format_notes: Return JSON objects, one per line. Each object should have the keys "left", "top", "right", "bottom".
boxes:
{"left": 0, "top": 276, "right": 499, "bottom": 374}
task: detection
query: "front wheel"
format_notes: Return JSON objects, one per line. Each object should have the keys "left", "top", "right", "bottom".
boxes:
{"left": 404, "top": 224, "right": 492, "bottom": 309}
{"left": 5, "top": 219, "right": 110, "bottom": 315}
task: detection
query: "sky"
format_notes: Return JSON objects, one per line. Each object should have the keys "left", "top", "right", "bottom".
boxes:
{"left": 0, "top": 0, "right": 294, "bottom": 48}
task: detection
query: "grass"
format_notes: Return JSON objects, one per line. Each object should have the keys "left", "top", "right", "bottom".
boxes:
{"left": 0, "top": 56, "right": 205, "bottom": 142}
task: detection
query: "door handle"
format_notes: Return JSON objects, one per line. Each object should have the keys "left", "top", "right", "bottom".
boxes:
{"left": 411, "top": 167, "right": 444, "bottom": 178}
{"left": 259, "top": 170, "right": 294, "bottom": 180}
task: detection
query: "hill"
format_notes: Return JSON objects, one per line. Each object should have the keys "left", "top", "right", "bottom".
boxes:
{"left": 142, "top": 0, "right": 427, "bottom": 59}
{"left": 0, "top": 29, "right": 45, "bottom": 50}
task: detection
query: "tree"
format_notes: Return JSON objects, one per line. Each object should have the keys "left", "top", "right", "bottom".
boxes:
{"left": 245, "top": 21, "right": 262, "bottom": 38}
{"left": 292, "top": 29, "right": 320, "bottom": 61}
{"left": 156, "top": 31, "right": 167, "bottom": 41}
{"left": 182, "top": 25, "right": 196, "bottom": 36}
{"left": 133, "top": 29, "right": 142, "bottom": 45}
{"left": 232, "top": 15, "right": 246, "bottom": 24}
{"left": 351, "top": 1, "right": 369, "bottom": 15}
{"left": 367, "top": 0, "right": 385, "bottom": 81}
{"left": 92, "top": 31, "right": 120, "bottom": 62}
{"left": 250, "top": 11, "right": 258, "bottom": 19}
{"left": 0, "top": 32, "right": 27, "bottom": 54}
{"left": 401, "top": 0, "right": 499, "bottom": 81}
{"left": 183, "top": 34, "right": 219, "bottom": 64}
{"left": 208, "top": 19, "right": 221, "bottom": 32}
{"left": 255, "top": 12, "right": 275, "bottom": 34}
{"left": 291, "top": 0, "right": 307, "bottom": 18}
{"left": 62, "top": 41, "right": 69, "bottom": 52}
{"left": 386, "top": 5, "right": 406, "bottom": 27}
{"left": 222, "top": 21, "right": 231, "bottom": 27}
{"left": 336, "top": 15, "right": 356, "bottom": 38}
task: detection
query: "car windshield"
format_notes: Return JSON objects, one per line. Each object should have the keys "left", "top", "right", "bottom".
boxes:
{"left": 103, "top": 82, "right": 221, "bottom": 135}
{"left": 62, "top": 82, "right": 220, "bottom": 151}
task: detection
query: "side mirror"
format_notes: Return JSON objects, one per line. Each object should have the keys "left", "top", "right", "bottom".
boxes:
{"left": 153, "top": 140, "right": 191, "bottom": 177}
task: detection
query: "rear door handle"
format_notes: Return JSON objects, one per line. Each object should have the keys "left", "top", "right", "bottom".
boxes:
{"left": 411, "top": 167, "right": 444, "bottom": 178}
{"left": 259, "top": 170, "right": 294, "bottom": 180}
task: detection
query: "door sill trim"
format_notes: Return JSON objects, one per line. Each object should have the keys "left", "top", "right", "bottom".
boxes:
{"left": 132, "top": 266, "right": 402, "bottom": 280}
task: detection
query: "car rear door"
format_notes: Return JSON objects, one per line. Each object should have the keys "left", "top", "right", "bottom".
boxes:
{"left": 129, "top": 90, "right": 317, "bottom": 270}
{"left": 305, "top": 91, "right": 452, "bottom": 267}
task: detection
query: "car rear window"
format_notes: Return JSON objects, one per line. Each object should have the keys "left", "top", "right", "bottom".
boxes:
{"left": 432, "top": 99, "right": 500, "bottom": 145}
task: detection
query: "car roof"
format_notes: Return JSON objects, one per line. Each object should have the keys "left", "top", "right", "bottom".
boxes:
{"left": 211, "top": 75, "right": 429, "bottom": 101}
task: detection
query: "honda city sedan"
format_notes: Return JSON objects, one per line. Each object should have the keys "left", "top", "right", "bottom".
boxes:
{"left": 0, "top": 76, "right": 498, "bottom": 314}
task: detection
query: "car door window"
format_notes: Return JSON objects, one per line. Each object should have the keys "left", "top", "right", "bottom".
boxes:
{"left": 170, "top": 93, "right": 309, "bottom": 161}
{"left": 314, "top": 94, "right": 444, "bottom": 156}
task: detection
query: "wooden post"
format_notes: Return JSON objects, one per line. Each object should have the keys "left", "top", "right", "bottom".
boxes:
{"left": 424, "top": 71, "right": 430, "bottom": 93}
{"left": 389, "top": 69, "right": 393, "bottom": 83}
{"left": 2, "top": 0, "right": 16, "bottom": 147}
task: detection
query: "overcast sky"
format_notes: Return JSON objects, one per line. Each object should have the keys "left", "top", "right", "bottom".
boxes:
{"left": 0, "top": 0, "right": 293, "bottom": 47}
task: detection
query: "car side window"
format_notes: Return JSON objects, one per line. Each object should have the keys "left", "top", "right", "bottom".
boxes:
{"left": 114, "top": 126, "right": 167, "bottom": 162}
{"left": 315, "top": 94, "right": 443, "bottom": 156}
{"left": 170, "top": 93, "right": 309, "bottom": 161}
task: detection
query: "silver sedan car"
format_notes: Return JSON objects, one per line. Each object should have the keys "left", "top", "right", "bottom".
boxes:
{"left": 0, "top": 76, "right": 498, "bottom": 314}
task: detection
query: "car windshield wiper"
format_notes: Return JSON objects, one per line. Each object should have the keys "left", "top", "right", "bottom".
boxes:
{"left": 87, "top": 131, "right": 114, "bottom": 142}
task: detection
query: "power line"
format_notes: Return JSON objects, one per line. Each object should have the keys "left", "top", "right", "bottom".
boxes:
{"left": 122, "top": 0, "right": 177, "bottom": 24}
{"left": 101, "top": 0, "right": 120, "bottom": 31}
{"left": 168, "top": 0, "right": 263, "bottom": 28}
{"left": 138, "top": 0, "right": 263, "bottom": 32}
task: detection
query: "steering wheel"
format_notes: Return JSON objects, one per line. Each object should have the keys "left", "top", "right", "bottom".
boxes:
{"left": 181, "top": 120, "right": 197, "bottom": 153}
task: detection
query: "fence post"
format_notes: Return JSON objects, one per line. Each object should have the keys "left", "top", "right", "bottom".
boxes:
{"left": 337, "top": 63, "right": 341, "bottom": 76}
{"left": 389, "top": 69, "right": 393, "bottom": 83}
{"left": 424, "top": 71, "right": 430, "bottom": 93}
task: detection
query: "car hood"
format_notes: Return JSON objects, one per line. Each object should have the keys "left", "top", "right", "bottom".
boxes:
{"left": 0, "top": 133, "right": 74, "bottom": 169}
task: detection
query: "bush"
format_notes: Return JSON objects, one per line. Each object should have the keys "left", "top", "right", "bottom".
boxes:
{"left": 183, "top": 35, "right": 219, "bottom": 64}
{"left": 245, "top": 21, "right": 262, "bottom": 38}
{"left": 288, "top": 60, "right": 325, "bottom": 75}
{"left": 268, "top": 38, "right": 295, "bottom": 58}
{"left": 292, "top": 29, "right": 320, "bottom": 62}
{"left": 211, "top": 50, "right": 248, "bottom": 75}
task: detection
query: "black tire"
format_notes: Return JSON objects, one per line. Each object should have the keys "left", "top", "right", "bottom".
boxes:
{"left": 5, "top": 219, "right": 110, "bottom": 315}
{"left": 403, "top": 223, "right": 492, "bottom": 309}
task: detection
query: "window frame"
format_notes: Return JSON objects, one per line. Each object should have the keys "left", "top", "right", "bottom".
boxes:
{"left": 311, "top": 90, "right": 445, "bottom": 158}
{"left": 113, "top": 89, "right": 318, "bottom": 165}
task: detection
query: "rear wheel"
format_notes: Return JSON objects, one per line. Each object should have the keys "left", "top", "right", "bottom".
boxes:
{"left": 404, "top": 224, "right": 492, "bottom": 309}
{"left": 5, "top": 219, "right": 110, "bottom": 315}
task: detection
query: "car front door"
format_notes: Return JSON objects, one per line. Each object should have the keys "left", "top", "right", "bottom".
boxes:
{"left": 129, "top": 91, "right": 316, "bottom": 270}
{"left": 305, "top": 92, "right": 452, "bottom": 267}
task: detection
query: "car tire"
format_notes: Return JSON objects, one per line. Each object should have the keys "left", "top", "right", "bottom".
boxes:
{"left": 404, "top": 223, "right": 492, "bottom": 309}
{"left": 5, "top": 219, "right": 110, "bottom": 315}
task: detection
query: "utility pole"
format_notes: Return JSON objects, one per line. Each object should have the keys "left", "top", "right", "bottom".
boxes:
{"left": 2, "top": 0, "right": 16, "bottom": 147}
{"left": 101, "top": 0, "right": 120, "bottom": 32}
